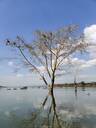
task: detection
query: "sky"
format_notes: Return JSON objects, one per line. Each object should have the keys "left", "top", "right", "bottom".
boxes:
{"left": 0, "top": 0, "right": 96, "bottom": 86}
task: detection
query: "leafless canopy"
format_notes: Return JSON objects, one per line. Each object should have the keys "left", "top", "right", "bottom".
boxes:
{"left": 6, "top": 25, "right": 87, "bottom": 90}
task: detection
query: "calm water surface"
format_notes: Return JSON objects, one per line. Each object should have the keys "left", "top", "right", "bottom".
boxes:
{"left": 0, "top": 87, "right": 96, "bottom": 128}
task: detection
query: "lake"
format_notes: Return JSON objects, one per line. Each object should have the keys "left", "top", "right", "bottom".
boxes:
{"left": 0, "top": 87, "right": 96, "bottom": 128}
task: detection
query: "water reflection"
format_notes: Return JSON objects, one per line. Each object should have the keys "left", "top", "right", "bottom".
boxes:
{"left": 0, "top": 88, "right": 96, "bottom": 128}
{"left": 14, "top": 90, "right": 81, "bottom": 128}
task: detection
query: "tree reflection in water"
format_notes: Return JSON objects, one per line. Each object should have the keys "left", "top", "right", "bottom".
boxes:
{"left": 12, "top": 90, "right": 81, "bottom": 128}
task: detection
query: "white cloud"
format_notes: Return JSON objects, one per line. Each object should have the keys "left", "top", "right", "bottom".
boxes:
{"left": 0, "top": 73, "right": 42, "bottom": 87}
{"left": 8, "top": 61, "right": 21, "bottom": 73}
{"left": 70, "top": 58, "right": 85, "bottom": 66}
{"left": 8, "top": 61, "right": 14, "bottom": 66}
{"left": 81, "top": 59, "right": 96, "bottom": 68}
{"left": 77, "top": 24, "right": 96, "bottom": 71}
{"left": 69, "top": 57, "right": 96, "bottom": 69}
{"left": 38, "top": 66, "right": 46, "bottom": 73}
{"left": 84, "top": 25, "right": 96, "bottom": 59}
{"left": 84, "top": 25, "right": 96, "bottom": 43}
{"left": 16, "top": 73, "right": 24, "bottom": 77}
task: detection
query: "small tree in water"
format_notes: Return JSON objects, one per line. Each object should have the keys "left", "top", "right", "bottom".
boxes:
{"left": 6, "top": 25, "right": 87, "bottom": 94}
{"left": 5, "top": 25, "right": 87, "bottom": 127}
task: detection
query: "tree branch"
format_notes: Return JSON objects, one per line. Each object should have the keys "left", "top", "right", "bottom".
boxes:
{"left": 18, "top": 47, "right": 48, "bottom": 86}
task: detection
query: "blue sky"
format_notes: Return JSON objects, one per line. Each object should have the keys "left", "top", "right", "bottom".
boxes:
{"left": 0, "top": 0, "right": 96, "bottom": 86}
{"left": 0, "top": 0, "right": 96, "bottom": 40}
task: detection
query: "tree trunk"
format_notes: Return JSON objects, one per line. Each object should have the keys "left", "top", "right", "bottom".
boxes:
{"left": 48, "top": 80, "right": 55, "bottom": 98}
{"left": 50, "top": 70, "right": 55, "bottom": 94}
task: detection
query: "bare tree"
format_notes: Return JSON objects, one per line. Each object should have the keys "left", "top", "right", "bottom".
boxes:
{"left": 69, "top": 58, "right": 84, "bottom": 94}
{"left": 5, "top": 25, "right": 87, "bottom": 93}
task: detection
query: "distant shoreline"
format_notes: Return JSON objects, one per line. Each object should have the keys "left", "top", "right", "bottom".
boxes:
{"left": 54, "top": 82, "right": 96, "bottom": 88}
{"left": 1, "top": 82, "right": 96, "bottom": 90}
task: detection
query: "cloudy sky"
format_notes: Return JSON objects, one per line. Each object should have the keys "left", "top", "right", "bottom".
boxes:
{"left": 0, "top": 0, "right": 96, "bottom": 86}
